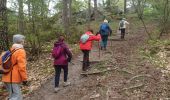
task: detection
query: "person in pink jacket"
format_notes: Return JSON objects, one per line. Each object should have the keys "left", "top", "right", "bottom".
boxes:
{"left": 79, "top": 29, "right": 101, "bottom": 71}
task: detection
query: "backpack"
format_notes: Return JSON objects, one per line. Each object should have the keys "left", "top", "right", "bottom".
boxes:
{"left": 100, "top": 23, "right": 109, "bottom": 35}
{"left": 80, "top": 34, "right": 89, "bottom": 44}
{"left": 120, "top": 20, "right": 124, "bottom": 28}
{"left": 100, "top": 23, "right": 108, "bottom": 32}
{"left": 52, "top": 45, "right": 64, "bottom": 59}
{"left": 0, "top": 49, "right": 19, "bottom": 74}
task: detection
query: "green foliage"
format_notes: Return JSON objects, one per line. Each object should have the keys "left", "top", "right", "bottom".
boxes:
{"left": 55, "top": 0, "right": 86, "bottom": 13}
{"left": 140, "top": 39, "right": 170, "bottom": 67}
{"left": 26, "top": 34, "right": 40, "bottom": 53}
{"left": 143, "top": 7, "right": 153, "bottom": 16}
{"left": 66, "top": 25, "right": 82, "bottom": 44}
{"left": 39, "top": 31, "right": 56, "bottom": 42}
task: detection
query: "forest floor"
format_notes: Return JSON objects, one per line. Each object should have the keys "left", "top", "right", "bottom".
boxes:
{"left": 24, "top": 25, "right": 170, "bottom": 100}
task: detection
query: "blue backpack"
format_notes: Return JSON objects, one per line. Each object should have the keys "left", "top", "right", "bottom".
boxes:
{"left": 0, "top": 49, "right": 19, "bottom": 74}
{"left": 100, "top": 23, "right": 109, "bottom": 35}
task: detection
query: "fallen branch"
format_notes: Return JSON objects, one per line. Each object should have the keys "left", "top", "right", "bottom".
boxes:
{"left": 127, "top": 74, "right": 153, "bottom": 83}
{"left": 121, "top": 83, "right": 144, "bottom": 92}
{"left": 81, "top": 68, "right": 116, "bottom": 75}
{"left": 117, "top": 69, "right": 134, "bottom": 75}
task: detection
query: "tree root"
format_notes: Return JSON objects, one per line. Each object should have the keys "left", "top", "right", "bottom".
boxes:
{"left": 81, "top": 68, "right": 116, "bottom": 75}
{"left": 117, "top": 69, "right": 134, "bottom": 75}
{"left": 120, "top": 83, "right": 144, "bottom": 92}
{"left": 81, "top": 67, "right": 133, "bottom": 76}
{"left": 127, "top": 74, "right": 153, "bottom": 83}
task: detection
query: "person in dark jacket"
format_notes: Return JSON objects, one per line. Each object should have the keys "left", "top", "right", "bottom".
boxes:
{"left": 52, "top": 35, "right": 72, "bottom": 93}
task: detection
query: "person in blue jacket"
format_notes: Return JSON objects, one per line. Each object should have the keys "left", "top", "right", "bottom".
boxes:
{"left": 99, "top": 19, "right": 112, "bottom": 50}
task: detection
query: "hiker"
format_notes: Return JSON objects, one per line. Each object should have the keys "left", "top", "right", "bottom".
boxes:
{"left": 99, "top": 19, "right": 112, "bottom": 50}
{"left": 119, "top": 18, "right": 129, "bottom": 39}
{"left": 79, "top": 29, "right": 101, "bottom": 71}
{"left": 52, "top": 35, "right": 72, "bottom": 93}
{"left": 1, "top": 34, "right": 28, "bottom": 100}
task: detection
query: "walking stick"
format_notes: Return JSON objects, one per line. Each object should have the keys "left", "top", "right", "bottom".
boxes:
{"left": 98, "top": 41, "right": 100, "bottom": 59}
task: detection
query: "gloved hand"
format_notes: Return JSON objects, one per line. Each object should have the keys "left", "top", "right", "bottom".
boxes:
{"left": 67, "top": 57, "right": 71, "bottom": 62}
{"left": 22, "top": 81, "right": 28, "bottom": 86}
{"left": 96, "top": 32, "right": 100, "bottom": 36}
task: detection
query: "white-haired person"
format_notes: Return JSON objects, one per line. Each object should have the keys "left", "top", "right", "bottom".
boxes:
{"left": 2, "top": 34, "right": 28, "bottom": 100}
{"left": 99, "top": 19, "right": 112, "bottom": 50}
{"left": 119, "top": 18, "right": 129, "bottom": 39}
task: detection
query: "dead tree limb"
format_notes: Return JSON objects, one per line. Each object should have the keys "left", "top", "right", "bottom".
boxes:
{"left": 121, "top": 83, "right": 144, "bottom": 92}
{"left": 81, "top": 68, "right": 116, "bottom": 75}
{"left": 127, "top": 74, "right": 153, "bottom": 83}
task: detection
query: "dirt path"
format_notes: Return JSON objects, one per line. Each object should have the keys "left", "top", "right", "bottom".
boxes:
{"left": 25, "top": 27, "right": 167, "bottom": 100}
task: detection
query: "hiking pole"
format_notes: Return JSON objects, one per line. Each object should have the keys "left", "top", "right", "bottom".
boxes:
{"left": 98, "top": 41, "right": 100, "bottom": 59}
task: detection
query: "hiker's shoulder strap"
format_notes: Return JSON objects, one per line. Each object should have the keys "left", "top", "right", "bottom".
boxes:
{"left": 10, "top": 48, "right": 23, "bottom": 54}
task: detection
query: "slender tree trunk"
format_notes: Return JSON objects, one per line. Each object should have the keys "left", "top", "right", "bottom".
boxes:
{"left": 68, "top": 0, "right": 72, "bottom": 24}
{"left": 102, "top": 0, "right": 105, "bottom": 7}
{"left": 18, "top": 0, "right": 24, "bottom": 34}
{"left": 159, "top": 0, "right": 169, "bottom": 38}
{"left": 94, "top": 0, "right": 98, "bottom": 20}
{"left": 88, "top": 0, "right": 91, "bottom": 22}
{"left": 27, "top": 0, "right": 31, "bottom": 21}
{"left": 0, "top": 0, "right": 8, "bottom": 51}
{"left": 107, "top": 0, "right": 111, "bottom": 8}
{"left": 63, "top": 0, "right": 69, "bottom": 34}
{"left": 124, "top": 0, "right": 127, "bottom": 14}
{"left": 40, "top": 0, "right": 45, "bottom": 28}
{"left": 31, "top": 1, "right": 36, "bottom": 34}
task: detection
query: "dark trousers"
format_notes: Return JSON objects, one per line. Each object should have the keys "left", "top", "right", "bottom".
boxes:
{"left": 101, "top": 35, "right": 109, "bottom": 49}
{"left": 82, "top": 50, "right": 90, "bottom": 71}
{"left": 120, "top": 28, "right": 125, "bottom": 39}
{"left": 54, "top": 65, "right": 68, "bottom": 87}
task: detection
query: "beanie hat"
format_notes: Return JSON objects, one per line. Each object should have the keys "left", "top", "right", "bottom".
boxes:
{"left": 13, "top": 34, "right": 25, "bottom": 44}
{"left": 104, "top": 19, "right": 108, "bottom": 23}
{"left": 122, "top": 18, "right": 126, "bottom": 20}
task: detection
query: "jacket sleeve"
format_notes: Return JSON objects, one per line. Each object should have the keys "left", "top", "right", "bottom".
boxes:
{"left": 52, "top": 47, "right": 56, "bottom": 58}
{"left": 17, "top": 49, "right": 27, "bottom": 81}
{"left": 108, "top": 25, "right": 112, "bottom": 34}
{"left": 88, "top": 34, "right": 101, "bottom": 41}
{"left": 64, "top": 45, "right": 72, "bottom": 62}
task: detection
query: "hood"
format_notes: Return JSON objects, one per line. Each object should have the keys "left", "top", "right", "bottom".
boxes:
{"left": 12, "top": 43, "right": 24, "bottom": 50}
{"left": 54, "top": 41, "right": 64, "bottom": 47}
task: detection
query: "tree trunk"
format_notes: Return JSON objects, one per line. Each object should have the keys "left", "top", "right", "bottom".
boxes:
{"left": 107, "top": 0, "right": 111, "bottom": 8}
{"left": 94, "top": 0, "right": 98, "bottom": 20}
{"left": 88, "top": 0, "right": 91, "bottom": 22}
{"left": 63, "top": 0, "right": 69, "bottom": 34}
{"left": 102, "top": 0, "right": 105, "bottom": 7}
{"left": 68, "top": 0, "right": 72, "bottom": 24}
{"left": 27, "top": 0, "right": 31, "bottom": 21}
{"left": 40, "top": 0, "right": 46, "bottom": 28}
{"left": 31, "top": 1, "right": 36, "bottom": 34}
{"left": 0, "top": 0, "right": 8, "bottom": 51}
{"left": 124, "top": 0, "right": 127, "bottom": 13}
{"left": 18, "top": 0, "right": 24, "bottom": 34}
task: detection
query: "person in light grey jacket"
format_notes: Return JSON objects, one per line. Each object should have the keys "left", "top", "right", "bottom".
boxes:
{"left": 119, "top": 18, "right": 129, "bottom": 39}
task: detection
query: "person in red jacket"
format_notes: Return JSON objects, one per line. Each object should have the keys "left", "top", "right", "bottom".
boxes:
{"left": 79, "top": 29, "right": 101, "bottom": 71}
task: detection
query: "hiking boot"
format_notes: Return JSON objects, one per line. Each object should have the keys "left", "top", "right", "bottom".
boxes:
{"left": 54, "top": 87, "right": 60, "bottom": 93}
{"left": 63, "top": 82, "right": 71, "bottom": 87}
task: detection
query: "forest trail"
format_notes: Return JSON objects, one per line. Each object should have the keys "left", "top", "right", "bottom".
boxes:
{"left": 25, "top": 26, "right": 165, "bottom": 100}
